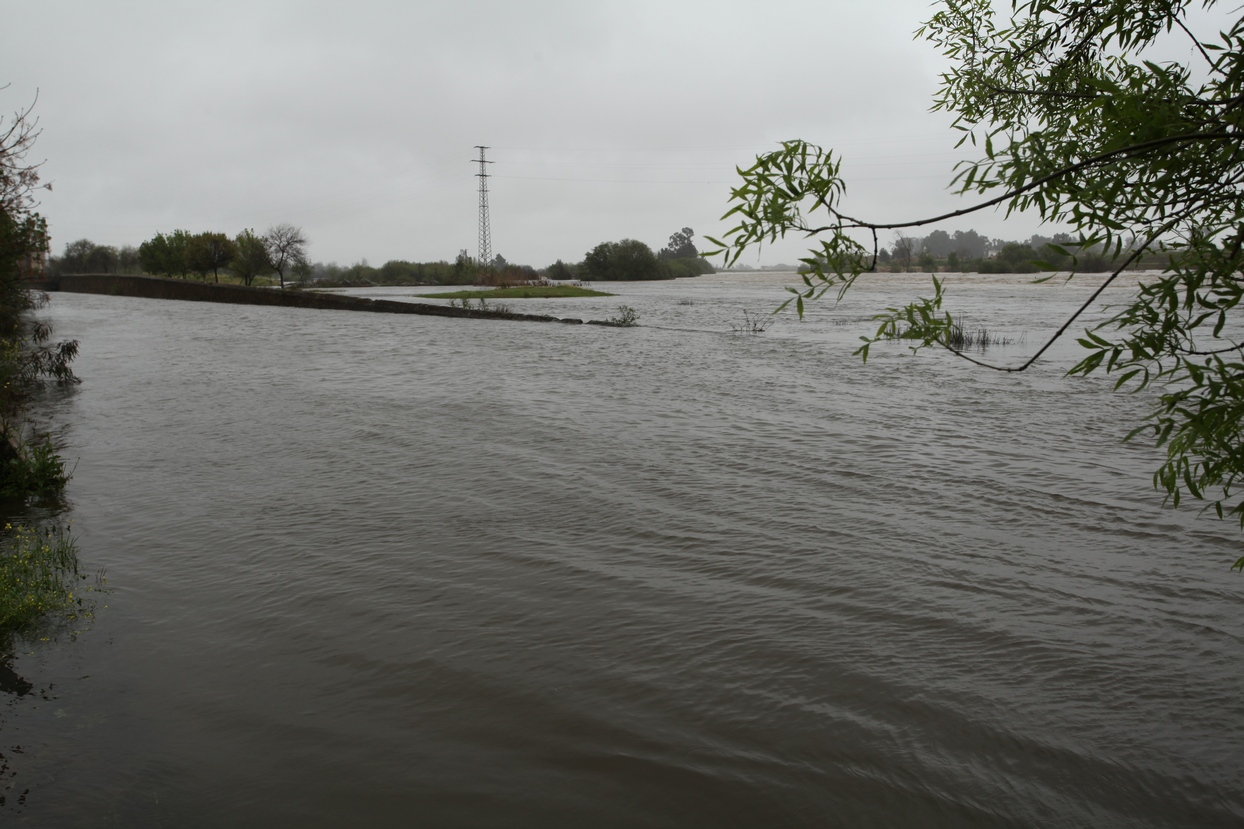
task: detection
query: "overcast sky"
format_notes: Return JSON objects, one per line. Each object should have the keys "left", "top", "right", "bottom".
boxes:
{"left": 2, "top": 0, "right": 1138, "bottom": 267}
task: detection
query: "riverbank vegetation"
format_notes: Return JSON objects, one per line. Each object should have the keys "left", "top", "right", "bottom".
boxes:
{"left": 2, "top": 89, "right": 86, "bottom": 641}
{"left": 0, "top": 281, "right": 78, "bottom": 501}
{"left": 0, "top": 523, "right": 94, "bottom": 641}
{"left": 134, "top": 225, "right": 310, "bottom": 287}
{"left": 50, "top": 226, "right": 717, "bottom": 290}
{"left": 1, "top": 92, "right": 77, "bottom": 502}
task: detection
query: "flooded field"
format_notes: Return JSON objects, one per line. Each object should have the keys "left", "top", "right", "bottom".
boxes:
{"left": 4, "top": 271, "right": 1241, "bottom": 827}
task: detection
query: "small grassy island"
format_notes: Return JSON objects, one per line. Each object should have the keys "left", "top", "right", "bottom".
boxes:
{"left": 423, "top": 285, "right": 613, "bottom": 300}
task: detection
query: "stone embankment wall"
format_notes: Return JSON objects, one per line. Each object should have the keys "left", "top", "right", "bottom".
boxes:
{"left": 33, "top": 275, "right": 597, "bottom": 325}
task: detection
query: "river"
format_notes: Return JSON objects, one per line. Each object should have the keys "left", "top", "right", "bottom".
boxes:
{"left": 3, "top": 272, "right": 1241, "bottom": 827}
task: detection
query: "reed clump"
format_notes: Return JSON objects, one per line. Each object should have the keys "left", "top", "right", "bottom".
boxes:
{"left": 942, "top": 324, "right": 1020, "bottom": 350}
{"left": 730, "top": 310, "right": 772, "bottom": 334}
{"left": 894, "top": 321, "right": 1021, "bottom": 350}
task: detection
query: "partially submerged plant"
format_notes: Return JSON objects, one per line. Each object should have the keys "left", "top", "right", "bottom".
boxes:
{"left": 607, "top": 305, "right": 639, "bottom": 327}
{"left": 449, "top": 296, "right": 515, "bottom": 316}
{"left": 891, "top": 319, "right": 1021, "bottom": 350}
{"left": 730, "top": 309, "right": 772, "bottom": 334}
{"left": 0, "top": 437, "right": 70, "bottom": 499}
{"left": 942, "top": 324, "right": 1020, "bottom": 350}
{"left": 0, "top": 522, "right": 101, "bottom": 641}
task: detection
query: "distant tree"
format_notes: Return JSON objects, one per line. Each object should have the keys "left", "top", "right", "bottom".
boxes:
{"left": 118, "top": 244, "right": 140, "bottom": 274}
{"left": 292, "top": 258, "right": 313, "bottom": 285}
{"left": 491, "top": 253, "right": 508, "bottom": 269}
{"left": 186, "top": 232, "right": 236, "bottom": 282}
{"left": 138, "top": 230, "right": 191, "bottom": 278}
{"left": 544, "top": 259, "right": 576, "bottom": 280}
{"left": 658, "top": 227, "right": 698, "bottom": 260}
{"left": 922, "top": 229, "right": 954, "bottom": 258}
{"left": 58, "top": 239, "right": 96, "bottom": 273}
{"left": 583, "top": 239, "right": 667, "bottom": 281}
{"left": 946, "top": 250, "right": 960, "bottom": 271}
{"left": 983, "top": 242, "right": 1040, "bottom": 273}
{"left": 86, "top": 244, "right": 118, "bottom": 273}
{"left": 342, "top": 261, "right": 379, "bottom": 283}
{"left": 264, "top": 223, "right": 307, "bottom": 289}
{"left": 54, "top": 238, "right": 118, "bottom": 274}
{"left": 952, "top": 229, "right": 988, "bottom": 260}
{"left": 453, "top": 249, "right": 473, "bottom": 282}
{"left": 230, "top": 229, "right": 271, "bottom": 286}
{"left": 315, "top": 262, "right": 346, "bottom": 282}
{"left": 892, "top": 232, "right": 916, "bottom": 271}
{"left": 167, "top": 230, "right": 192, "bottom": 277}
{"left": 138, "top": 234, "right": 171, "bottom": 276}
{"left": 663, "top": 257, "right": 715, "bottom": 278}
{"left": 918, "top": 250, "right": 937, "bottom": 273}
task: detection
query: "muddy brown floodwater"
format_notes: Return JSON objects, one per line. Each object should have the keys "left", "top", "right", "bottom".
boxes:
{"left": 4, "top": 272, "right": 1241, "bottom": 827}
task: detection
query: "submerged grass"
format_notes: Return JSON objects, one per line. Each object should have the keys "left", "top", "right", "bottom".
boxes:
{"left": 0, "top": 522, "right": 99, "bottom": 640}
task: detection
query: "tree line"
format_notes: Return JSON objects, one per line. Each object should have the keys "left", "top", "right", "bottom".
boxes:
{"left": 545, "top": 227, "right": 715, "bottom": 282}
{"left": 52, "top": 225, "right": 719, "bottom": 289}
{"left": 53, "top": 224, "right": 311, "bottom": 289}
{"left": 316, "top": 227, "right": 718, "bottom": 288}
{"left": 875, "top": 228, "right": 1168, "bottom": 274}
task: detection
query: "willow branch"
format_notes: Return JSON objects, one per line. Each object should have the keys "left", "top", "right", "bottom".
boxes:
{"left": 1173, "top": 16, "right": 1224, "bottom": 76}
{"left": 938, "top": 227, "right": 1170, "bottom": 372}
{"left": 804, "top": 130, "right": 1235, "bottom": 236}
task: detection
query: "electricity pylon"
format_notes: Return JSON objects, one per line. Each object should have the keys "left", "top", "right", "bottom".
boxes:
{"left": 473, "top": 146, "right": 493, "bottom": 267}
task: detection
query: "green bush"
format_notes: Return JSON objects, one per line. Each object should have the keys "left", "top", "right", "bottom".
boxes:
{"left": 0, "top": 437, "right": 71, "bottom": 500}
{"left": 544, "top": 259, "right": 578, "bottom": 281}
{"left": 583, "top": 239, "right": 669, "bottom": 281}
{"left": 607, "top": 305, "right": 640, "bottom": 326}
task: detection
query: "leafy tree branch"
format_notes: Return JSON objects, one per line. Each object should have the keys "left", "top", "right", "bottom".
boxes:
{"left": 709, "top": 0, "right": 1244, "bottom": 563}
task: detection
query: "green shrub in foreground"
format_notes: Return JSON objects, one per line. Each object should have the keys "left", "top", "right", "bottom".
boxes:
{"left": 0, "top": 438, "right": 71, "bottom": 499}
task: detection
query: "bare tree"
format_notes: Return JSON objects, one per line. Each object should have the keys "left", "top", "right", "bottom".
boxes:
{"left": 264, "top": 223, "right": 308, "bottom": 289}
{"left": 891, "top": 232, "right": 916, "bottom": 272}
{"left": 1, "top": 88, "right": 51, "bottom": 283}
{"left": 1, "top": 90, "right": 47, "bottom": 222}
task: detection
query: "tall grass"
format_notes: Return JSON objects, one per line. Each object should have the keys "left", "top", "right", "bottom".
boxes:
{"left": 942, "top": 324, "right": 1021, "bottom": 350}
{"left": 0, "top": 438, "right": 71, "bottom": 499}
{"left": 894, "top": 320, "right": 1022, "bottom": 350}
